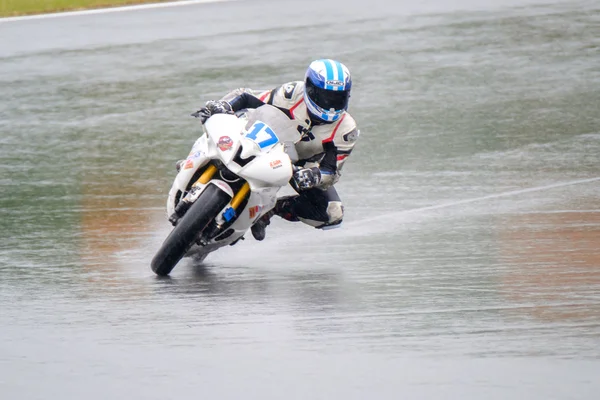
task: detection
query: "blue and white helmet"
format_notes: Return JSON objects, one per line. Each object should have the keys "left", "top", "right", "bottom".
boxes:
{"left": 304, "top": 59, "right": 352, "bottom": 123}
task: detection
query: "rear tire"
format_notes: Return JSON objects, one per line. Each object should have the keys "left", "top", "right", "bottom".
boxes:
{"left": 151, "top": 184, "right": 231, "bottom": 276}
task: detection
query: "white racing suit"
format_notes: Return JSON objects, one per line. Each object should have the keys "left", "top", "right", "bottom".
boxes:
{"left": 220, "top": 81, "right": 360, "bottom": 228}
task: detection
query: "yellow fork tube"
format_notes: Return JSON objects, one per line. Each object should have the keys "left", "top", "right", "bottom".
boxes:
{"left": 230, "top": 182, "right": 250, "bottom": 210}
{"left": 192, "top": 164, "right": 218, "bottom": 187}
{"left": 192, "top": 163, "right": 249, "bottom": 211}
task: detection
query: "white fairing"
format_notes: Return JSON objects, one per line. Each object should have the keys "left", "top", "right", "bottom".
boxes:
{"left": 165, "top": 105, "right": 301, "bottom": 260}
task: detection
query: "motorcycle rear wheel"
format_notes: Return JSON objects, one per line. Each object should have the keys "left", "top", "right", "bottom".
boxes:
{"left": 151, "top": 184, "right": 231, "bottom": 276}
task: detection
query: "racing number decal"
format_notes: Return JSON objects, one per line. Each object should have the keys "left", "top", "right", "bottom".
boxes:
{"left": 245, "top": 121, "right": 279, "bottom": 149}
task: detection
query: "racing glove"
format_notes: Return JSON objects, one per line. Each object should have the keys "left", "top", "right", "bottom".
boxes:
{"left": 191, "top": 100, "right": 232, "bottom": 123}
{"left": 292, "top": 167, "right": 321, "bottom": 191}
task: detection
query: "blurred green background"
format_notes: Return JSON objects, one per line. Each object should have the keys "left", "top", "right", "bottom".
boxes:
{"left": 0, "top": 0, "right": 171, "bottom": 16}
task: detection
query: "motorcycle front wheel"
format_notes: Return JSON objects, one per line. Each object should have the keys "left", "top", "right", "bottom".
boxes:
{"left": 151, "top": 184, "right": 231, "bottom": 276}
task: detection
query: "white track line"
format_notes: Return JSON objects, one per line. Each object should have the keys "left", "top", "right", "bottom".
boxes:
{"left": 0, "top": 0, "right": 230, "bottom": 23}
{"left": 402, "top": 176, "right": 600, "bottom": 214}
{"left": 348, "top": 176, "right": 600, "bottom": 228}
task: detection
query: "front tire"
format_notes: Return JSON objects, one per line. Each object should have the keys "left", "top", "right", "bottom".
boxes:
{"left": 151, "top": 184, "right": 231, "bottom": 276}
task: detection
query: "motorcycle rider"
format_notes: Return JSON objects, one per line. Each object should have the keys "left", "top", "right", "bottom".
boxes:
{"left": 192, "top": 59, "right": 360, "bottom": 241}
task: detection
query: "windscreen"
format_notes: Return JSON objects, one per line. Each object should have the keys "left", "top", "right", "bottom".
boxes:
{"left": 242, "top": 105, "right": 301, "bottom": 144}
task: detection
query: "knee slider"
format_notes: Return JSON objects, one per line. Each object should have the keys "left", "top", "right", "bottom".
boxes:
{"left": 326, "top": 201, "right": 344, "bottom": 224}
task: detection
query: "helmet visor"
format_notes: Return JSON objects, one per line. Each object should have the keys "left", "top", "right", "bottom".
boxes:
{"left": 305, "top": 80, "right": 349, "bottom": 111}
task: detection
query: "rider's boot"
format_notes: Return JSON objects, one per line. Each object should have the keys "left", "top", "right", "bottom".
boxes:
{"left": 251, "top": 211, "right": 273, "bottom": 241}
{"left": 250, "top": 199, "right": 298, "bottom": 241}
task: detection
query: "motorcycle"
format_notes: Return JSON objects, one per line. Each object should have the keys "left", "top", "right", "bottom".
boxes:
{"left": 151, "top": 104, "right": 301, "bottom": 276}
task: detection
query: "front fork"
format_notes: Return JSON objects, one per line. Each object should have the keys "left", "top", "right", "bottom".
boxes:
{"left": 169, "top": 164, "right": 218, "bottom": 225}
{"left": 168, "top": 163, "right": 251, "bottom": 230}
{"left": 196, "top": 180, "right": 250, "bottom": 245}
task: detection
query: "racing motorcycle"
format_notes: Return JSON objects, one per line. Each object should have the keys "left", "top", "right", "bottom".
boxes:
{"left": 151, "top": 104, "right": 301, "bottom": 276}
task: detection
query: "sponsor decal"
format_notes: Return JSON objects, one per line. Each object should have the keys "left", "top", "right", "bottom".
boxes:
{"left": 270, "top": 159, "right": 283, "bottom": 169}
{"left": 183, "top": 159, "right": 194, "bottom": 170}
{"left": 298, "top": 125, "right": 315, "bottom": 142}
{"left": 248, "top": 205, "right": 262, "bottom": 219}
{"left": 326, "top": 79, "right": 344, "bottom": 87}
{"left": 188, "top": 150, "right": 203, "bottom": 158}
{"left": 343, "top": 129, "right": 359, "bottom": 142}
{"left": 217, "top": 136, "right": 233, "bottom": 151}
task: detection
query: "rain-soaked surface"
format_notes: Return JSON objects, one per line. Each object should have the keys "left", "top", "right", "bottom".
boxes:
{"left": 1, "top": 0, "right": 600, "bottom": 398}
